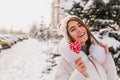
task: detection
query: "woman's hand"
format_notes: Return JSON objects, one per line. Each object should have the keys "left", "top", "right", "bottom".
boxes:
{"left": 74, "top": 57, "right": 87, "bottom": 77}
{"left": 99, "top": 42, "right": 109, "bottom": 54}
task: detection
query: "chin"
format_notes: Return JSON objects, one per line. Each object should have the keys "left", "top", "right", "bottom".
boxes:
{"left": 81, "top": 37, "right": 88, "bottom": 42}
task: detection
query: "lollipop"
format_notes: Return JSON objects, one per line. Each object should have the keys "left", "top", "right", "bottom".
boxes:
{"left": 70, "top": 41, "right": 88, "bottom": 77}
{"left": 70, "top": 41, "right": 82, "bottom": 54}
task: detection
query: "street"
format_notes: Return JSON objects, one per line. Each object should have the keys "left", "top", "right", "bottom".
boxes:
{"left": 0, "top": 38, "right": 54, "bottom": 80}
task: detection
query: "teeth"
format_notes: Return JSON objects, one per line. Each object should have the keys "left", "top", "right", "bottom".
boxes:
{"left": 79, "top": 32, "right": 85, "bottom": 38}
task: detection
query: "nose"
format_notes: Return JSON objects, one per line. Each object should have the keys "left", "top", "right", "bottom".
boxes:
{"left": 77, "top": 27, "right": 82, "bottom": 33}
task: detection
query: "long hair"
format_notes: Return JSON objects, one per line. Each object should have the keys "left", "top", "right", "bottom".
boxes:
{"left": 66, "top": 17, "right": 100, "bottom": 55}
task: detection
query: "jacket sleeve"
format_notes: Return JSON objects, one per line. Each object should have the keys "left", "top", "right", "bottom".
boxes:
{"left": 102, "top": 52, "right": 119, "bottom": 80}
{"left": 54, "top": 57, "right": 71, "bottom": 80}
{"left": 54, "top": 56, "right": 92, "bottom": 80}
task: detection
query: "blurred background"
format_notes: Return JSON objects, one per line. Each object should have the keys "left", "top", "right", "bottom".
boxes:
{"left": 0, "top": 0, "right": 119, "bottom": 80}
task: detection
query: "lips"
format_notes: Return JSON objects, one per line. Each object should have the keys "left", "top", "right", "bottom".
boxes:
{"left": 78, "top": 32, "right": 85, "bottom": 38}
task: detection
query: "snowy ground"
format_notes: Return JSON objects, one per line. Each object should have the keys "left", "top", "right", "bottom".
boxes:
{"left": 0, "top": 31, "right": 119, "bottom": 80}
{"left": 0, "top": 38, "right": 57, "bottom": 80}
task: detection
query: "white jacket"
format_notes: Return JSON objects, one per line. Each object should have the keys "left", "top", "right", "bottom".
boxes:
{"left": 54, "top": 39, "right": 119, "bottom": 80}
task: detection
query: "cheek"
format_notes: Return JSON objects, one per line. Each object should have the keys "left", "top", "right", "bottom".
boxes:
{"left": 84, "top": 34, "right": 88, "bottom": 41}
{"left": 81, "top": 32, "right": 88, "bottom": 41}
{"left": 69, "top": 32, "right": 77, "bottom": 40}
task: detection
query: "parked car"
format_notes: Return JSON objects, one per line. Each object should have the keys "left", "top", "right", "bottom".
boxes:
{"left": 0, "top": 37, "right": 14, "bottom": 46}
{"left": 0, "top": 45, "right": 2, "bottom": 52}
{"left": 0, "top": 40, "right": 11, "bottom": 49}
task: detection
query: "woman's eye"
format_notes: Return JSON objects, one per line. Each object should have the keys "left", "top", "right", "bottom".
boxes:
{"left": 70, "top": 28, "right": 75, "bottom": 32}
{"left": 78, "top": 24, "right": 82, "bottom": 27}
{"left": 78, "top": 22, "right": 82, "bottom": 27}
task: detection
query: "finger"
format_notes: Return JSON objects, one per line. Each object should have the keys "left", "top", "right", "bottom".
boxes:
{"left": 74, "top": 57, "right": 82, "bottom": 64}
{"left": 77, "top": 65, "right": 86, "bottom": 71}
{"left": 99, "top": 42, "right": 109, "bottom": 54}
{"left": 77, "top": 61, "right": 86, "bottom": 70}
{"left": 99, "top": 42, "right": 106, "bottom": 47}
{"left": 78, "top": 65, "right": 86, "bottom": 75}
{"left": 82, "top": 71, "right": 88, "bottom": 77}
{"left": 105, "top": 46, "right": 109, "bottom": 54}
{"left": 80, "top": 67, "right": 86, "bottom": 73}
{"left": 76, "top": 63, "right": 87, "bottom": 77}
{"left": 103, "top": 45, "right": 109, "bottom": 53}
{"left": 76, "top": 58, "right": 84, "bottom": 66}
{"left": 80, "top": 64, "right": 86, "bottom": 71}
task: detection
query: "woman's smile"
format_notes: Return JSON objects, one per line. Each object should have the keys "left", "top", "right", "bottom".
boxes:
{"left": 78, "top": 32, "right": 85, "bottom": 38}
{"left": 67, "top": 20, "right": 88, "bottom": 45}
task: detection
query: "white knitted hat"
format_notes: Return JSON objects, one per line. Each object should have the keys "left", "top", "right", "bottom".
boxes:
{"left": 59, "top": 15, "right": 82, "bottom": 43}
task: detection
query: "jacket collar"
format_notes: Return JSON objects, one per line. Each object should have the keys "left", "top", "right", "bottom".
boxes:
{"left": 59, "top": 38, "right": 107, "bottom": 65}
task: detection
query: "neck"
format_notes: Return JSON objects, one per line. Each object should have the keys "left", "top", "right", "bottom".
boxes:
{"left": 81, "top": 42, "right": 86, "bottom": 46}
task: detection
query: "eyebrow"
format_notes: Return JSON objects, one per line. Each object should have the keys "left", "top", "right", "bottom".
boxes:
{"left": 68, "top": 22, "right": 81, "bottom": 31}
{"left": 77, "top": 22, "right": 82, "bottom": 26}
{"left": 68, "top": 26, "right": 75, "bottom": 31}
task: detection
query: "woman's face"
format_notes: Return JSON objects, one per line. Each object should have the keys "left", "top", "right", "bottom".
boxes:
{"left": 67, "top": 20, "right": 88, "bottom": 46}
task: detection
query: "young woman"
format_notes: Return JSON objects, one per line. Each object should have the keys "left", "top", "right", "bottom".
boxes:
{"left": 54, "top": 15, "right": 119, "bottom": 80}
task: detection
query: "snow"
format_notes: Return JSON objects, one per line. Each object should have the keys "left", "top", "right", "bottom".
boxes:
{"left": 61, "top": 0, "right": 111, "bottom": 11}
{"left": 0, "top": 31, "right": 119, "bottom": 80}
{"left": 102, "top": 36, "right": 120, "bottom": 49}
{"left": 84, "top": 0, "right": 94, "bottom": 10}
{"left": 0, "top": 39, "right": 57, "bottom": 80}
{"left": 61, "top": 1, "right": 73, "bottom": 10}
{"left": 61, "top": 0, "right": 86, "bottom": 10}
{"left": 61, "top": 0, "right": 94, "bottom": 11}
{"left": 102, "top": 0, "right": 110, "bottom": 4}
{"left": 92, "top": 31, "right": 120, "bottom": 51}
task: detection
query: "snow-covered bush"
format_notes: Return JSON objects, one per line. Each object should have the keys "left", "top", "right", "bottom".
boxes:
{"left": 61, "top": 0, "right": 120, "bottom": 31}
{"left": 41, "top": 39, "right": 61, "bottom": 78}
{"left": 34, "top": 27, "right": 48, "bottom": 41}
{"left": 94, "top": 29, "right": 120, "bottom": 76}
{"left": 42, "top": 29, "right": 120, "bottom": 76}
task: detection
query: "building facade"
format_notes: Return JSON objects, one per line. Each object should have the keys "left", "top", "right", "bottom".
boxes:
{"left": 49, "top": 0, "right": 69, "bottom": 38}
{"left": 50, "top": 0, "right": 69, "bottom": 30}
